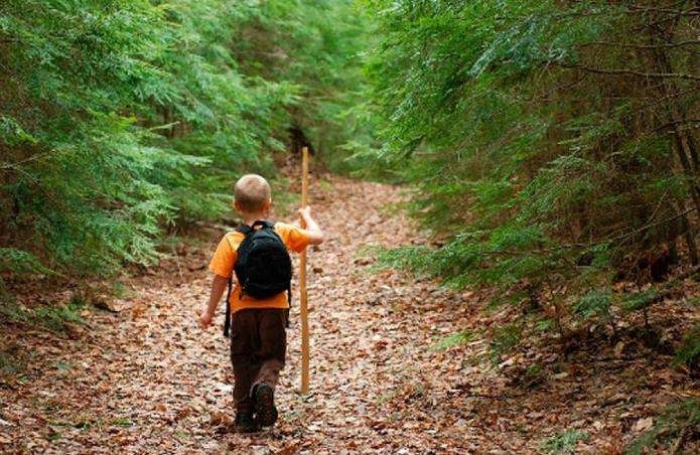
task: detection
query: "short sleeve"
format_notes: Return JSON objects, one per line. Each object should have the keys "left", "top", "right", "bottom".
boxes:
{"left": 275, "top": 222, "right": 311, "bottom": 253}
{"left": 208, "top": 233, "right": 238, "bottom": 278}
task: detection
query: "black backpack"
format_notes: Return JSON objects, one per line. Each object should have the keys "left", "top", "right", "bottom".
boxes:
{"left": 223, "top": 220, "right": 292, "bottom": 337}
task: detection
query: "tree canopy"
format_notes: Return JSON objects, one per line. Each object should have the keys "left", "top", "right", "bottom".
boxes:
{"left": 365, "top": 0, "right": 699, "bottom": 331}
{"left": 1, "top": 0, "right": 371, "bottom": 281}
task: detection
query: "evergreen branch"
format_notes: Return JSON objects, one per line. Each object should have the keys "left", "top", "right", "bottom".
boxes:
{"left": 578, "top": 40, "right": 699, "bottom": 51}
{"left": 553, "top": 62, "right": 700, "bottom": 81}
{"left": 596, "top": 206, "right": 697, "bottom": 250}
{"left": 478, "top": 206, "right": 698, "bottom": 259}
{"left": 628, "top": 3, "right": 699, "bottom": 16}
{"left": 654, "top": 119, "right": 700, "bottom": 133}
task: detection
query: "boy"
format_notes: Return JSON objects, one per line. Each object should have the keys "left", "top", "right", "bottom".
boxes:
{"left": 199, "top": 174, "right": 324, "bottom": 433}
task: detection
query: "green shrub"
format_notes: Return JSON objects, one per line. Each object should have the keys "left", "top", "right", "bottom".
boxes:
{"left": 0, "top": 0, "right": 376, "bottom": 283}
{"left": 627, "top": 399, "right": 700, "bottom": 454}
{"left": 674, "top": 325, "right": 700, "bottom": 374}
{"left": 365, "top": 0, "right": 699, "bottom": 342}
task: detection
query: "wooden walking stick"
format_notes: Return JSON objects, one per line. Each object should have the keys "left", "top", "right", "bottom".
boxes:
{"left": 299, "top": 146, "right": 310, "bottom": 394}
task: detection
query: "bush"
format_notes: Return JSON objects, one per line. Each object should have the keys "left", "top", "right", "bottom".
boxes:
{"left": 627, "top": 399, "right": 700, "bottom": 454}
{"left": 675, "top": 325, "right": 700, "bottom": 376}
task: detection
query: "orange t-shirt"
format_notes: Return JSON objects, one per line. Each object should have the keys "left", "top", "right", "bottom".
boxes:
{"left": 209, "top": 222, "right": 312, "bottom": 313}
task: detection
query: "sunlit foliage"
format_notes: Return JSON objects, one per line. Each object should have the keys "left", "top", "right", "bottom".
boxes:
{"left": 0, "top": 0, "right": 370, "bottom": 280}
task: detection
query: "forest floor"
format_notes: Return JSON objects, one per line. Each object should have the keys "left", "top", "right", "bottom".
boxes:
{"left": 1, "top": 173, "right": 699, "bottom": 454}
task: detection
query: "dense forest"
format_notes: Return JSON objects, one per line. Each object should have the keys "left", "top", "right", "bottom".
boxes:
{"left": 370, "top": 0, "right": 700, "bottom": 357}
{"left": 0, "top": 0, "right": 371, "bottom": 278}
{"left": 1, "top": 0, "right": 699, "bottom": 453}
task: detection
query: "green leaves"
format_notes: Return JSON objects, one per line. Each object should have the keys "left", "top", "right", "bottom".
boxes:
{"left": 0, "top": 249, "right": 55, "bottom": 276}
{"left": 365, "top": 0, "right": 700, "bottom": 338}
{"left": 573, "top": 290, "right": 611, "bottom": 319}
{"left": 0, "top": 0, "right": 376, "bottom": 279}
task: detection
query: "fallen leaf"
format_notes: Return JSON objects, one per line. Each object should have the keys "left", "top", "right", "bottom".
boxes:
{"left": 633, "top": 417, "right": 654, "bottom": 433}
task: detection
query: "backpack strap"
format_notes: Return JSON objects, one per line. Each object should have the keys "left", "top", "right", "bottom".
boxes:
{"left": 223, "top": 227, "right": 249, "bottom": 338}
{"left": 223, "top": 275, "right": 233, "bottom": 337}
{"left": 236, "top": 220, "right": 275, "bottom": 234}
{"left": 251, "top": 220, "right": 275, "bottom": 230}
{"left": 236, "top": 224, "right": 253, "bottom": 235}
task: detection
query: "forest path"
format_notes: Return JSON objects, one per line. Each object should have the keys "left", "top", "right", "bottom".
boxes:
{"left": 1, "top": 175, "right": 691, "bottom": 453}
{"left": 1, "top": 175, "right": 504, "bottom": 454}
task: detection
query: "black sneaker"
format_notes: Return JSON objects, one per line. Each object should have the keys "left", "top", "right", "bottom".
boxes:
{"left": 253, "top": 383, "right": 278, "bottom": 427}
{"left": 234, "top": 411, "right": 259, "bottom": 433}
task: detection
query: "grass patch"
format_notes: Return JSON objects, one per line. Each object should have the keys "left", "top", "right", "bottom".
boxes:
{"left": 674, "top": 324, "right": 700, "bottom": 374}
{"left": 111, "top": 417, "right": 135, "bottom": 428}
{"left": 1, "top": 291, "right": 86, "bottom": 333}
{"left": 0, "top": 350, "right": 23, "bottom": 378}
{"left": 0, "top": 295, "right": 31, "bottom": 324}
{"left": 432, "top": 331, "right": 473, "bottom": 351}
{"left": 542, "top": 429, "right": 589, "bottom": 454}
{"left": 490, "top": 323, "right": 522, "bottom": 365}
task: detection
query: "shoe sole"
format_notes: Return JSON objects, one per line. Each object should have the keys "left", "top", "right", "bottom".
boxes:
{"left": 254, "top": 384, "right": 278, "bottom": 427}
{"left": 236, "top": 424, "right": 259, "bottom": 433}
{"left": 235, "top": 414, "right": 260, "bottom": 433}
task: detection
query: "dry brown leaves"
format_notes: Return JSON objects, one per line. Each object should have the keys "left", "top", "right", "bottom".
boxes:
{"left": 1, "top": 174, "right": 698, "bottom": 454}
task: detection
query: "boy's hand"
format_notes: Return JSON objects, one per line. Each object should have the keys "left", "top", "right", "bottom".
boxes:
{"left": 199, "top": 309, "right": 214, "bottom": 329}
{"left": 298, "top": 205, "right": 312, "bottom": 221}
{"left": 298, "top": 205, "right": 324, "bottom": 245}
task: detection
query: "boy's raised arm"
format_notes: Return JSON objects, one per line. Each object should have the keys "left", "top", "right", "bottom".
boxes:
{"left": 298, "top": 206, "right": 324, "bottom": 245}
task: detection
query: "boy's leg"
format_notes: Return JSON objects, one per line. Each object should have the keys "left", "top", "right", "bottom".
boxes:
{"left": 230, "top": 310, "right": 261, "bottom": 432}
{"left": 252, "top": 309, "right": 287, "bottom": 427}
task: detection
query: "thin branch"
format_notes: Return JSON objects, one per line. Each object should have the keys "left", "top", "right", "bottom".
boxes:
{"left": 628, "top": 4, "right": 699, "bottom": 16}
{"left": 577, "top": 40, "right": 700, "bottom": 51}
{"left": 477, "top": 207, "right": 699, "bottom": 259}
{"left": 0, "top": 149, "right": 63, "bottom": 171}
{"left": 646, "top": 190, "right": 671, "bottom": 229}
{"left": 654, "top": 119, "right": 700, "bottom": 134}
{"left": 553, "top": 61, "right": 700, "bottom": 81}
{"left": 635, "top": 6, "right": 699, "bottom": 31}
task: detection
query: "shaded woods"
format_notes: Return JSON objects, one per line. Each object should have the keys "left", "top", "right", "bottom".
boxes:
{"left": 0, "top": 0, "right": 370, "bottom": 279}
{"left": 2, "top": 1, "right": 699, "bottom": 453}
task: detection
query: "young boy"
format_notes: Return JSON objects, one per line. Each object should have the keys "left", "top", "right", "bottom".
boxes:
{"left": 199, "top": 174, "right": 324, "bottom": 433}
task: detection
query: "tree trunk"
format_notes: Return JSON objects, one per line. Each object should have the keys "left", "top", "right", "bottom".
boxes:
{"left": 648, "top": 3, "right": 700, "bottom": 261}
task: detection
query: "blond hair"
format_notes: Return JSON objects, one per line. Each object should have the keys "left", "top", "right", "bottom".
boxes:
{"left": 234, "top": 174, "right": 271, "bottom": 213}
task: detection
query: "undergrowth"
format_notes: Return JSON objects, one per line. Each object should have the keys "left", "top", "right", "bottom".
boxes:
{"left": 542, "top": 429, "right": 590, "bottom": 454}
{"left": 626, "top": 399, "right": 700, "bottom": 454}
{"left": 0, "top": 293, "right": 86, "bottom": 333}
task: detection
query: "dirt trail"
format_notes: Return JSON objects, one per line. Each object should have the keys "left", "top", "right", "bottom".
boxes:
{"left": 1, "top": 175, "right": 696, "bottom": 454}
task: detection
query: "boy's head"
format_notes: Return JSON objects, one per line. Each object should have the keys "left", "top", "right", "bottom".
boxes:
{"left": 234, "top": 174, "right": 271, "bottom": 214}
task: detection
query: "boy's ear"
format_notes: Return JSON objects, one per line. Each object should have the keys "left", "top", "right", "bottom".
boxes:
{"left": 263, "top": 198, "right": 272, "bottom": 210}
{"left": 232, "top": 198, "right": 241, "bottom": 212}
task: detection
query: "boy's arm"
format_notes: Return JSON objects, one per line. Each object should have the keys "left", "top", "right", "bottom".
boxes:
{"left": 199, "top": 274, "right": 229, "bottom": 328}
{"left": 298, "top": 206, "right": 324, "bottom": 245}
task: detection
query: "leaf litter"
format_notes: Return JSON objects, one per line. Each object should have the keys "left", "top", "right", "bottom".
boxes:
{"left": 1, "top": 174, "right": 698, "bottom": 453}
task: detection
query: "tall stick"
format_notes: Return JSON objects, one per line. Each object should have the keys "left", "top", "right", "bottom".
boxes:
{"left": 299, "top": 147, "right": 310, "bottom": 394}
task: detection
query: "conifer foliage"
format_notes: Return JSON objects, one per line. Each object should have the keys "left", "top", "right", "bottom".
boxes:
{"left": 365, "top": 1, "right": 699, "bottom": 330}
{"left": 0, "top": 0, "right": 369, "bottom": 283}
